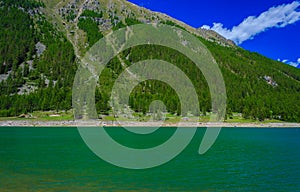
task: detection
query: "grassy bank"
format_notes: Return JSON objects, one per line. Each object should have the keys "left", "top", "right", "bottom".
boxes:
{"left": 0, "top": 111, "right": 287, "bottom": 124}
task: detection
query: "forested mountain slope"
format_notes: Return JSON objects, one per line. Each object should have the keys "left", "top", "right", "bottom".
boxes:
{"left": 0, "top": 0, "right": 299, "bottom": 122}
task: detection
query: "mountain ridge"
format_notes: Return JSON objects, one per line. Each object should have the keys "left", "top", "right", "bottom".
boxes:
{"left": 40, "top": 0, "right": 235, "bottom": 58}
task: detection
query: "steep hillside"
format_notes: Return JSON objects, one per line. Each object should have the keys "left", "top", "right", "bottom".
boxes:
{"left": 0, "top": 0, "right": 77, "bottom": 115}
{"left": 40, "top": 0, "right": 235, "bottom": 57}
{"left": 0, "top": 0, "right": 299, "bottom": 122}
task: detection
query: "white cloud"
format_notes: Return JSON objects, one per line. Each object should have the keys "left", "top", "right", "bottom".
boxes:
{"left": 278, "top": 58, "right": 300, "bottom": 67}
{"left": 201, "top": 1, "right": 300, "bottom": 44}
{"left": 201, "top": 25, "right": 211, "bottom": 30}
{"left": 282, "top": 59, "right": 288, "bottom": 63}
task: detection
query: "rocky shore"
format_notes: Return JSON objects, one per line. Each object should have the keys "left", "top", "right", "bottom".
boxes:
{"left": 0, "top": 120, "right": 299, "bottom": 128}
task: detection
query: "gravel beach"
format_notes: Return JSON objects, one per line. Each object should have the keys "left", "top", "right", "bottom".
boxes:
{"left": 0, "top": 120, "right": 299, "bottom": 127}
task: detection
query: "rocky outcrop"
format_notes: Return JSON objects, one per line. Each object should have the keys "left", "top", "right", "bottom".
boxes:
{"left": 49, "top": 0, "right": 236, "bottom": 50}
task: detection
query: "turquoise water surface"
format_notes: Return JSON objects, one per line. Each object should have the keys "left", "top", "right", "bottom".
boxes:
{"left": 0, "top": 127, "right": 299, "bottom": 191}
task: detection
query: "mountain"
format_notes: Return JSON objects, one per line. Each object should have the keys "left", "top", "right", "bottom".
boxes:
{"left": 0, "top": 0, "right": 300, "bottom": 122}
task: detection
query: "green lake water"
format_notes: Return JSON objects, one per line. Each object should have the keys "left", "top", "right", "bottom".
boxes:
{"left": 0, "top": 127, "right": 299, "bottom": 191}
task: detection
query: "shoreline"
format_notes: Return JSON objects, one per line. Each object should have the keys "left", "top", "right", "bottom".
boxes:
{"left": 0, "top": 120, "right": 299, "bottom": 128}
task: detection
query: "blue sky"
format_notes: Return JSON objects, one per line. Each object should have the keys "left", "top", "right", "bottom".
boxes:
{"left": 127, "top": 0, "right": 300, "bottom": 68}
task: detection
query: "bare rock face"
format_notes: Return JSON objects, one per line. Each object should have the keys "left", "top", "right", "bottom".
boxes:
{"left": 35, "top": 42, "right": 46, "bottom": 57}
{"left": 17, "top": 84, "right": 38, "bottom": 95}
{"left": 0, "top": 70, "right": 12, "bottom": 83}
{"left": 52, "top": 0, "right": 236, "bottom": 50}
{"left": 263, "top": 76, "right": 278, "bottom": 87}
{"left": 197, "top": 28, "right": 235, "bottom": 47}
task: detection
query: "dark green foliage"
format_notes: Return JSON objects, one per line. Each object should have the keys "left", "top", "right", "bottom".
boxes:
{"left": 125, "top": 18, "right": 142, "bottom": 26}
{"left": 126, "top": 45, "right": 209, "bottom": 116}
{"left": 66, "top": 10, "right": 76, "bottom": 22}
{"left": 112, "top": 18, "right": 141, "bottom": 31}
{"left": 200, "top": 37, "right": 300, "bottom": 122}
{"left": 35, "top": 38, "right": 76, "bottom": 83}
{"left": 78, "top": 18, "right": 103, "bottom": 47}
{"left": 129, "top": 81, "right": 181, "bottom": 115}
{"left": 0, "top": 6, "right": 36, "bottom": 74}
{"left": 96, "top": 45, "right": 210, "bottom": 116}
{"left": 112, "top": 21, "right": 126, "bottom": 31}
{"left": 95, "top": 38, "right": 300, "bottom": 122}
{"left": 81, "top": 10, "right": 103, "bottom": 18}
{"left": 161, "top": 20, "right": 187, "bottom": 31}
{"left": 0, "top": 0, "right": 44, "bottom": 9}
{"left": 0, "top": 1, "right": 76, "bottom": 116}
